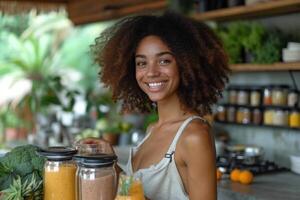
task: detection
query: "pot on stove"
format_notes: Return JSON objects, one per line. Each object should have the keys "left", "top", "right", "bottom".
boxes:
{"left": 225, "top": 145, "right": 264, "bottom": 165}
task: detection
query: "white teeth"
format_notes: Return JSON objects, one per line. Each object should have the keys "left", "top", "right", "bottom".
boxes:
{"left": 148, "top": 82, "right": 163, "bottom": 87}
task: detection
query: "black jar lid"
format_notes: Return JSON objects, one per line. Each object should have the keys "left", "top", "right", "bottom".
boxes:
{"left": 37, "top": 147, "right": 77, "bottom": 161}
{"left": 74, "top": 154, "right": 117, "bottom": 168}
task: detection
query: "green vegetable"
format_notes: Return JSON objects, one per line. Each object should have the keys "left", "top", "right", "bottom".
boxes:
{"left": 0, "top": 145, "right": 45, "bottom": 199}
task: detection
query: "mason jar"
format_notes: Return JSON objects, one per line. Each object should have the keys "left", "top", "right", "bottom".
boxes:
{"left": 228, "top": 86, "right": 238, "bottom": 104}
{"left": 216, "top": 105, "right": 226, "bottom": 121}
{"left": 37, "top": 147, "right": 77, "bottom": 200}
{"left": 250, "top": 88, "right": 262, "bottom": 106}
{"left": 287, "top": 89, "right": 299, "bottom": 107}
{"left": 263, "top": 108, "right": 274, "bottom": 125}
{"left": 226, "top": 106, "right": 236, "bottom": 122}
{"left": 263, "top": 86, "right": 273, "bottom": 106}
{"left": 76, "top": 154, "right": 117, "bottom": 200}
{"left": 289, "top": 109, "right": 300, "bottom": 128}
{"left": 271, "top": 85, "right": 289, "bottom": 106}
{"left": 236, "top": 107, "right": 251, "bottom": 124}
{"left": 252, "top": 108, "right": 262, "bottom": 125}
{"left": 273, "top": 109, "right": 289, "bottom": 126}
{"left": 237, "top": 89, "right": 249, "bottom": 105}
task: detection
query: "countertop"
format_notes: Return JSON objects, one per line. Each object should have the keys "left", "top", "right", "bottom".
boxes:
{"left": 217, "top": 171, "right": 300, "bottom": 200}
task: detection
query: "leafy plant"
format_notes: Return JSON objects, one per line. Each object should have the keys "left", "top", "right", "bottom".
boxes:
{"left": 0, "top": 145, "right": 45, "bottom": 199}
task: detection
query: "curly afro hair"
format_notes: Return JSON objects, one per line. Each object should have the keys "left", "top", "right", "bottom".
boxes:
{"left": 91, "top": 11, "right": 229, "bottom": 116}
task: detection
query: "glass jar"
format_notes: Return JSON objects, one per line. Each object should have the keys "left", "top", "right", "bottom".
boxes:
{"left": 263, "top": 86, "right": 273, "bottom": 105}
{"left": 263, "top": 108, "right": 274, "bottom": 125}
{"left": 287, "top": 90, "right": 299, "bottom": 107}
{"left": 271, "top": 85, "right": 289, "bottom": 106}
{"left": 228, "top": 87, "right": 238, "bottom": 104}
{"left": 289, "top": 109, "right": 300, "bottom": 128}
{"left": 37, "top": 147, "right": 77, "bottom": 200}
{"left": 250, "top": 88, "right": 261, "bottom": 106}
{"left": 273, "top": 109, "right": 289, "bottom": 126}
{"left": 226, "top": 106, "right": 236, "bottom": 122}
{"left": 236, "top": 107, "right": 251, "bottom": 124}
{"left": 237, "top": 89, "right": 249, "bottom": 105}
{"left": 252, "top": 108, "right": 262, "bottom": 125}
{"left": 216, "top": 105, "right": 226, "bottom": 121}
{"left": 76, "top": 154, "right": 117, "bottom": 200}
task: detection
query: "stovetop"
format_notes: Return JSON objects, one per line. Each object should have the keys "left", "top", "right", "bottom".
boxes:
{"left": 217, "top": 155, "right": 287, "bottom": 175}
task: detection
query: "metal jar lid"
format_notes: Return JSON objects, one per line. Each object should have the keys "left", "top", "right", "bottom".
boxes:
{"left": 37, "top": 146, "right": 77, "bottom": 161}
{"left": 74, "top": 154, "right": 117, "bottom": 168}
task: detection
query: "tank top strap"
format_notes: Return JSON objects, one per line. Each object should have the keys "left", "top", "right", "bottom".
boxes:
{"left": 168, "top": 116, "right": 208, "bottom": 152}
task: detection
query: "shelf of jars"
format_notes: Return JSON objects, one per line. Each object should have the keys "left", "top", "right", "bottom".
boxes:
{"left": 229, "top": 62, "right": 300, "bottom": 72}
{"left": 213, "top": 120, "right": 300, "bottom": 131}
{"left": 215, "top": 84, "right": 300, "bottom": 129}
{"left": 192, "top": 0, "right": 300, "bottom": 22}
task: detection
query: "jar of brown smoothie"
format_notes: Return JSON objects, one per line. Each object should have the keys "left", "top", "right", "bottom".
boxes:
{"left": 75, "top": 154, "right": 117, "bottom": 200}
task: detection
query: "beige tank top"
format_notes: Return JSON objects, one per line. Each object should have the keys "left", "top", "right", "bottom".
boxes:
{"left": 125, "top": 116, "right": 207, "bottom": 200}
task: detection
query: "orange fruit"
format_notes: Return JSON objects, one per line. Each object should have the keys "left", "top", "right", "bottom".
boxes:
{"left": 230, "top": 169, "right": 241, "bottom": 182}
{"left": 239, "top": 170, "right": 254, "bottom": 184}
{"left": 216, "top": 169, "right": 222, "bottom": 180}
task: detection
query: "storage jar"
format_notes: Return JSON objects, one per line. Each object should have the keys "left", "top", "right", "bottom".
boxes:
{"left": 289, "top": 109, "right": 300, "bottom": 128}
{"left": 76, "top": 154, "right": 117, "bottom": 200}
{"left": 37, "top": 147, "right": 77, "bottom": 200}
{"left": 271, "top": 85, "right": 289, "bottom": 106}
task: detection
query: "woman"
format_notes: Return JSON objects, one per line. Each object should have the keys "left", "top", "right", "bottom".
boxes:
{"left": 92, "top": 12, "right": 229, "bottom": 200}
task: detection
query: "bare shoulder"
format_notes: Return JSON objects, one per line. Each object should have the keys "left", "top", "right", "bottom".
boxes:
{"left": 177, "top": 120, "right": 214, "bottom": 160}
{"left": 180, "top": 120, "right": 212, "bottom": 146}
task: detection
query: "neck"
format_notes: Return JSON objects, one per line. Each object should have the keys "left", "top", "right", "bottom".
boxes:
{"left": 156, "top": 95, "right": 192, "bottom": 125}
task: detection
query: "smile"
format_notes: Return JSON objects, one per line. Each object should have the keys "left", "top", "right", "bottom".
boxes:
{"left": 146, "top": 81, "right": 166, "bottom": 90}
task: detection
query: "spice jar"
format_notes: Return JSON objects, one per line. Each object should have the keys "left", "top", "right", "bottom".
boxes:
{"left": 216, "top": 105, "right": 226, "bottom": 121}
{"left": 76, "top": 154, "right": 117, "bottom": 200}
{"left": 289, "top": 109, "right": 300, "bottom": 128}
{"left": 272, "top": 85, "right": 289, "bottom": 106}
{"left": 237, "top": 89, "right": 249, "bottom": 105}
{"left": 273, "top": 109, "right": 289, "bottom": 126}
{"left": 252, "top": 108, "right": 262, "bottom": 125}
{"left": 263, "top": 108, "right": 274, "bottom": 125}
{"left": 228, "top": 87, "right": 238, "bottom": 104}
{"left": 287, "top": 90, "right": 299, "bottom": 107}
{"left": 263, "top": 86, "right": 273, "bottom": 105}
{"left": 37, "top": 147, "right": 77, "bottom": 200}
{"left": 236, "top": 107, "right": 251, "bottom": 124}
{"left": 250, "top": 88, "right": 261, "bottom": 106}
{"left": 226, "top": 106, "right": 236, "bottom": 122}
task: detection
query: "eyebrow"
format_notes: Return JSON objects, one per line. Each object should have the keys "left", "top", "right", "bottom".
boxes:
{"left": 135, "top": 51, "right": 174, "bottom": 58}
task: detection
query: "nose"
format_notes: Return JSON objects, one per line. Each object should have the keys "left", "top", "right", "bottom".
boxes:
{"left": 146, "top": 61, "right": 160, "bottom": 77}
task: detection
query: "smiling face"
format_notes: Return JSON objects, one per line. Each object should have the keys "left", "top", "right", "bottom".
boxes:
{"left": 135, "top": 35, "right": 180, "bottom": 103}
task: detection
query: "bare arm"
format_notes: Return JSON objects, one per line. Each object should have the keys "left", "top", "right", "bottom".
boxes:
{"left": 180, "top": 122, "right": 216, "bottom": 200}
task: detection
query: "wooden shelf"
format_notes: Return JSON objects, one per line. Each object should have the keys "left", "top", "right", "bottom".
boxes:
{"left": 230, "top": 62, "right": 300, "bottom": 72}
{"left": 193, "top": 0, "right": 300, "bottom": 22}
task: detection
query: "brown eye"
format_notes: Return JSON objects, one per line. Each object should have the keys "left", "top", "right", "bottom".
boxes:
{"left": 159, "top": 59, "right": 171, "bottom": 65}
{"left": 136, "top": 61, "right": 147, "bottom": 68}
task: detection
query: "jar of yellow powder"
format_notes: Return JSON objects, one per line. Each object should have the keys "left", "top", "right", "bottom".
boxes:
{"left": 289, "top": 109, "right": 300, "bottom": 128}
{"left": 37, "top": 147, "right": 77, "bottom": 200}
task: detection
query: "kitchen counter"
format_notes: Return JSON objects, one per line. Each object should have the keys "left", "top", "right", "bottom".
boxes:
{"left": 217, "top": 172, "right": 300, "bottom": 200}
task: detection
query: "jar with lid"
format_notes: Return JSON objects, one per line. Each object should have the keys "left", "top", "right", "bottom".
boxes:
{"left": 273, "top": 109, "right": 289, "bottom": 126}
{"left": 236, "top": 107, "right": 251, "bottom": 124}
{"left": 76, "top": 154, "right": 117, "bottom": 200}
{"left": 237, "top": 89, "right": 249, "bottom": 105}
{"left": 263, "top": 86, "right": 273, "bottom": 105}
{"left": 263, "top": 108, "right": 274, "bottom": 125}
{"left": 216, "top": 105, "right": 226, "bottom": 121}
{"left": 252, "top": 108, "right": 262, "bottom": 125}
{"left": 226, "top": 106, "right": 236, "bottom": 122}
{"left": 289, "top": 109, "right": 300, "bottom": 128}
{"left": 272, "top": 85, "right": 289, "bottom": 106}
{"left": 250, "top": 88, "right": 261, "bottom": 106}
{"left": 228, "top": 87, "right": 238, "bottom": 104}
{"left": 37, "top": 147, "right": 77, "bottom": 200}
{"left": 287, "top": 89, "right": 299, "bottom": 107}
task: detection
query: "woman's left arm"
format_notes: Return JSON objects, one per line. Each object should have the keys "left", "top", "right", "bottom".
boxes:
{"left": 180, "top": 123, "right": 217, "bottom": 200}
